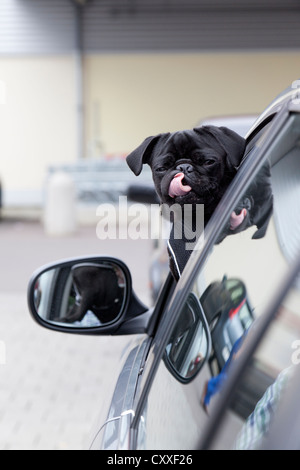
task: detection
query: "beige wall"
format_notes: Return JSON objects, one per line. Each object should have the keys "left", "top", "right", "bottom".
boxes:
{"left": 0, "top": 56, "right": 76, "bottom": 204}
{"left": 84, "top": 51, "right": 300, "bottom": 157}
{"left": 1, "top": 51, "right": 300, "bottom": 204}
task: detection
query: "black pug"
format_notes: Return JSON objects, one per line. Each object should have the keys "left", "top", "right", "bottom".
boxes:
{"left": 126, "top": 126, "right": 246, "bottom": 279}
{"left": 59, "top": 264, "right": 123, "bottom": 324}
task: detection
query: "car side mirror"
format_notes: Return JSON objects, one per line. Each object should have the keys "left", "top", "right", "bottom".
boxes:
{"left": 164, "top": 293, "right": 211, "bottom": 382}
{"left": 27, "top": 256, "right": 149, "bottom": 335}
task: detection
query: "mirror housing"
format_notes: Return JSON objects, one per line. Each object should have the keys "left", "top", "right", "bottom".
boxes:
{"left": 164, "top": 293, "right": 211, "bottom": 382}
{"left": 27, "top": 256, "right": 150, "bottom": 335}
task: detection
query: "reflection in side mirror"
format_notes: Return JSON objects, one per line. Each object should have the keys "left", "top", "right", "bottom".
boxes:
{"left": 29, "top": 258, "right": 129, "bottom": 329}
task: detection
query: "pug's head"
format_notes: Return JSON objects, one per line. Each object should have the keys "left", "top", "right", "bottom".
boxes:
{"left": 126, "top": 126, "right": 246, "bottom": 218}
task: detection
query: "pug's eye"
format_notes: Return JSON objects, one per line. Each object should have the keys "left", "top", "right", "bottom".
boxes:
{"left": 156, "top": 167, "right": 166, "bottom": 173}
{"left": 204, "top": 159, "right": 216, "bottom": 167}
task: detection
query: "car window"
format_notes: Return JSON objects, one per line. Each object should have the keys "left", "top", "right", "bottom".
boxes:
{"left": 136, "top": 111, "right": 300, "bottom": 450}
{"left": 196, "top": 113, "right": 300, "bottom": 372}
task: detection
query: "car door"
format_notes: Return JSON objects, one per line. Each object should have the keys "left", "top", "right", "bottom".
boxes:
{"left": 130, "top": 99, "right": 300, "bottom": 449}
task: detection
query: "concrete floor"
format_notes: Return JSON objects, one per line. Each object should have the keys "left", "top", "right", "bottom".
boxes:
{"left": 0, "top": 219, "right": 153, "bottom": 449}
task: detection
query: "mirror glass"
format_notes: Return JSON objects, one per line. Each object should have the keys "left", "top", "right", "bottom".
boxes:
{"left": 32, "top": 261, "right": 127, "bottom": 328}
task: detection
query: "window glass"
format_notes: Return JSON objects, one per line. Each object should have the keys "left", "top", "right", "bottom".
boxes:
{"left": 138, "top": 113, "right": 300, "bottom": 450}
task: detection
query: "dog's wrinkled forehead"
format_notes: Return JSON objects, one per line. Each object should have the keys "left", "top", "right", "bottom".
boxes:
{"left": 156, "top": 129, "right": 224, "bottom": 159}
{"left": 126, "top": 125, "right": 246, "bottom": 176}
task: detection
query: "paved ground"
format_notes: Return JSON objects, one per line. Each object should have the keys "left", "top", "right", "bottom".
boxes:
{"left": 0, "top": 218, "right": 153, "bottom": 450}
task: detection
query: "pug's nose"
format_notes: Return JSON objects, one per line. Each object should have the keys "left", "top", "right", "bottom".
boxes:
{"left": 176, "top": 163, "right": 193, "bottom": 174}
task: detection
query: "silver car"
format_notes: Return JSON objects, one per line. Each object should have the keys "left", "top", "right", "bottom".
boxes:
{"left": 28, "top": 81, "right": 300, "bottom": 450}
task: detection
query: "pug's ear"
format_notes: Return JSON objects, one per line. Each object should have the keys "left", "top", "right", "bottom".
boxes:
{"left": 201, "top": 125, "right": 246, "bottom": 171}
{"left": 126, "top": 134, "right": 164, "bottom": 176}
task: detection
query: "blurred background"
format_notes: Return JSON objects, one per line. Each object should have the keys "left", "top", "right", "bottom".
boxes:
{"left": 1, "top": 0, "right": 300, "bottom": 216}
{"left": 0, "top": 0, "right": 300, "bottom": 450}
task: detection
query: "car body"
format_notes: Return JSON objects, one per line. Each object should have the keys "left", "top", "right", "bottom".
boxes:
{"left": 28, "top": 81, "right": 300, "bottom": 450}
{"left": 198, "top": 114, "right": 258, "bottom": 138}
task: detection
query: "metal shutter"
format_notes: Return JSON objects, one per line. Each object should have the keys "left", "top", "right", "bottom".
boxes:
{"left": 83, "top": 0, "right": 300, "bottom": 51}
{"left": 1, "top": 0, "right": 300, "bottom": 55}
{"left": 0, "top": 0, "right": 75, "bottom": 55}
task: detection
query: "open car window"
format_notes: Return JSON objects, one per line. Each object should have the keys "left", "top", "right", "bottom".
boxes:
{"left": 192, "top": 113, "right": 300, "bottom": 370}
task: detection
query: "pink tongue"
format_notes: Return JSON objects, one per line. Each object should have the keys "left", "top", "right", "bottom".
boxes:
{"left": 230, "top": 208, "right": 247, "bottom": 230}
{"left": 169, "top": 173, "right": 192, "bottom": 198}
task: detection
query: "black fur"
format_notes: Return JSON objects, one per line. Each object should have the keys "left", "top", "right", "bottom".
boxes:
{"left": 127, "top": 126, "right": 246, "bottom": 225}
{"left": 127, "top": 126, "right": 247, "bottom": 279}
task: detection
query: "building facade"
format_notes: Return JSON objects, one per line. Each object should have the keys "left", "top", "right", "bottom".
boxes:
{"left": 1, "top": 0, "right": 300, "bottom": 206}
